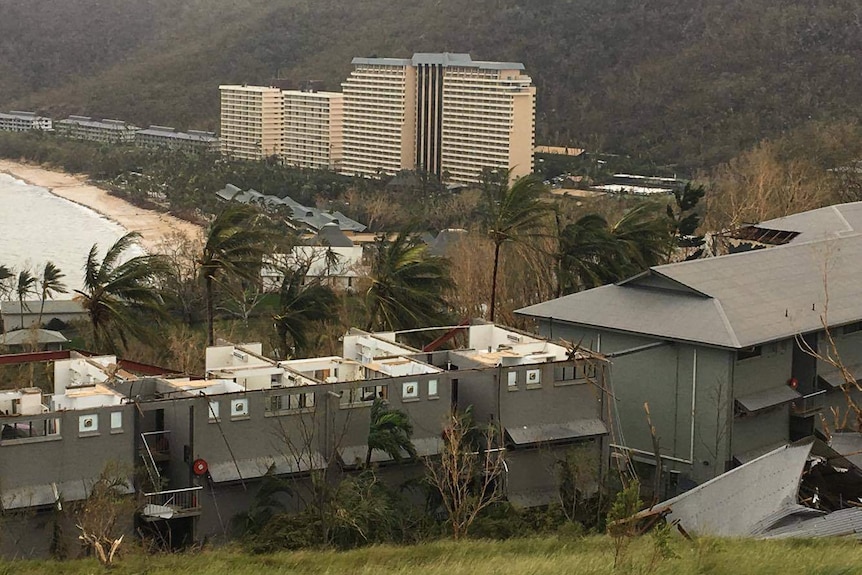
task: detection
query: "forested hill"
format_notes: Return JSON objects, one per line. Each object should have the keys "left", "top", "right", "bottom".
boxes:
{"left": 3, "top": 0, "right": 862, "bottom": 168}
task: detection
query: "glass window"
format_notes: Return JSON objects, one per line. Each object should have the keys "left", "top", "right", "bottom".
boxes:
{"left": 79, "top": 414, "right": 98, "bottom": 433}
{"left": 507, "top": 371, "right": 518, "bottom": 388}
{"left": 428, "top": 379, "right": 438, "bottom": 397}
{"left": 110, "top": 412, "right": 122, "bottom": 430}
{"left": 208, "top": 401, "right": 220, "bottom": 421}
{"left": 526, "top": 369, "right": 541, "bottom": 386}
{"left": 402, "top": 382, "right": 418, "bottom": 399}
{"left": 231, "top": 399, "right": 249, "bottom": 417}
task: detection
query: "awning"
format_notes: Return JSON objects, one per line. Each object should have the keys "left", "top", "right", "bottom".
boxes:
{"left": 735, "top": 386, "right": 801, "bottom": 413}
{"left": 1, "top": 478, "right": 133, "bottom": 510}
{"left": 505, "top": 419, "right": 608, "bottom": 446}
{"left": 819, "top": 364, "right": 862, "bottom": 389}
{"left": 208, "top": 452, "right": 327, "bottom": 483}
{"left": 337, "top": 437, "right": 442, "bottom": 468}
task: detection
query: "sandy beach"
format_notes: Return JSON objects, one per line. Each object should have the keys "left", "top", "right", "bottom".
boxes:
{"left": 0, "top": 159, "right": 202, "bottom": 252}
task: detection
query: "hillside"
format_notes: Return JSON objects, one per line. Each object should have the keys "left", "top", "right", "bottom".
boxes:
{"left": 3, "top": 0, "right": 862, "bottom": 168}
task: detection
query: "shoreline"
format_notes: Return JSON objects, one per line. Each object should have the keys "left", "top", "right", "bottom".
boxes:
{"left": 0, "top": 159, "right": 202, "bottom": 252}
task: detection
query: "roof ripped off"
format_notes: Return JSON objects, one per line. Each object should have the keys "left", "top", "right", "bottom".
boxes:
{"left": 519, "top": 203, "right": 862, "bottom": 349}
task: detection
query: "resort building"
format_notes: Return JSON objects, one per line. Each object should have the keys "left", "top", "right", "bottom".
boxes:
{"left": 55, "top": 116, "right": 139, "bottom": 143}
{"left": 0, "top": 111, "right": 52, "bottom": 132}
{"left": 340, "top": 53, "right": 535, "bottom": 184}
{"left": 135, "top": 125, "right": 220, "bottom": 153}
{"left": 219, "top": 85, "right": 284, "bottom": 160}
{"left": 282, "top": 90, "right": 344, "bottom": 170}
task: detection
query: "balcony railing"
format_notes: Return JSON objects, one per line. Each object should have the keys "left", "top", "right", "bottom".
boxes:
{"left": 141, "top": 486, "right": 203, "bottom": 521}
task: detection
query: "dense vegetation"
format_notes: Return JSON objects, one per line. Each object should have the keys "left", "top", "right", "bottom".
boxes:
{"left": 6, "top": 536, "right": 862, "bottom": 575}
{"left": 4, "top": 0, "right": 862, "bottom": 168}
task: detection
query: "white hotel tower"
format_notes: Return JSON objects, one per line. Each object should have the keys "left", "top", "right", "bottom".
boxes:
{"left": 341, "top": 53, "right": 535, "bottom": 184}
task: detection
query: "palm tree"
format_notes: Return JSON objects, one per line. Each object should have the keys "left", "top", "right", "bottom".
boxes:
{"left": 273, "top": 264, "right": 338, "bottom": 359}
{"left": 364, "top": 230, "right": 454, "bottom": 332}
{"left": 16, "top": 270, "right": 37, "bottom": 330}
{"left": 199, "top": 204, "right": 272, "bottom": 346}
{"left": 482, "top": 174, "right": 553, "bottom": 321}
{"left": 37, "top": 261, "right": 68, "bottom": 327}
{"left": 0, "top": 264, "right": 12, "bottom": 299}
{"left": 75, "top": 232, "right": 168, "bottom": 352}
{"left": 608, "top": 204, "right": 673, "bottom": 277}
{"left": 365, "top": 397, "right": 417, "bottom": 467}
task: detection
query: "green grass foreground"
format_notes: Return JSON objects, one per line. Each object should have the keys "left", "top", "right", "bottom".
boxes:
{"left": 3, "top": 536, "right": 862, "bottom": 575}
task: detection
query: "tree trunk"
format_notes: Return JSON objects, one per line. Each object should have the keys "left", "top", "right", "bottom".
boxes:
{"left": 365, "top": 445, "right": 373, "bottom": 468}
{"left": 206, "top": 274, "right": 215, "bottom": 346}
{"left": 489, "top": 242, "right": 502, "bottom": 322}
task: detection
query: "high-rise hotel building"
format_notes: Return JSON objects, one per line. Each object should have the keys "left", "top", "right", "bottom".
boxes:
{"left": 219, "top": 85, "right": 284, "bottom": 160}
{"left": 341, "top": 53, "right": 535, "bottom": 184}
{"left": 282, "top": 90, "right": 344, "bottom": 170}
{"left": 219, "top": 53, "right": 535, "bottom": 183}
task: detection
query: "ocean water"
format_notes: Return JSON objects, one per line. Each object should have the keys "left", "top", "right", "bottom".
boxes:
{"left": 0, "top": 173, "right": 132, "bottom": 293}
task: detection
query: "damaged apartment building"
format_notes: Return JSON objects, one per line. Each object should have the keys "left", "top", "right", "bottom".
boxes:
{"left": 0, "top": 322, "right": 609, "bottom": 557}
{"left": 519, "top": 202, "right": 862, "bottom": 497}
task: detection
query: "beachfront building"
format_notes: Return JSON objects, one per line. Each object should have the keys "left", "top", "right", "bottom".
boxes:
{"left": 0, "top": 111, "right": 52, "bottom": 132}
{"left": 219, "top": 85, "right": 284, "bottom": 160}
{"left": 55, "top": 116, "right": 139, "bottom": 143}
{"left": 340, "top": 53, "right": 535, "bottom": 184}
{"left": 135, "top": 125, "right": 219, "bottom": 153}
{"left": 282, "top": 89, "right": 344, "bottom": 170}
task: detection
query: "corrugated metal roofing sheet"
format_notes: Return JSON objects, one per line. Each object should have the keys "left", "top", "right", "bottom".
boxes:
{"left": 735, "top": 386, "right": 801, "bottom": 413}
{"left": 208, "top": 452, "right": 326, "bottom": 483}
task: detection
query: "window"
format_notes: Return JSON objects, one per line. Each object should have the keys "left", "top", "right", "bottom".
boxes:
{"left": 428, "top": 379, "right": 438, "bottom": 398}
{"left": 526, "top": 369, "right": 542, "bottom": 387}
{"left": 110, "top": 412, "right": 122, "bottom": 431}
{"left": 231, "top": 399, "right": 249, "bottom": 418}
{"left": 507, "top": 371, "right": 518, "bottom": 389}
{"left": 208, "top": 401, "right": 220, "bottom": 422}
{"left": 402, "top": 382, "right": 418, "bottom": 399}
{"left": 554, "top": 361, "right": 598, "bottom": 383}
{"left": 342, "top": 385, "right": 388, "bottom": 406}
{"left": 266, "top": 391, "right": 314, "bottom": 415}
{"left": 736, "top": 346, "right": 762, "bottom": 361}
{"left": 79, "top": 414, "right": 98, "bottom": 433}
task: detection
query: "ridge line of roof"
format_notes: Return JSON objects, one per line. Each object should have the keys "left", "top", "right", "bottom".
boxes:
{"left": 712, "top": 298, "right": 741, "bottom": 348}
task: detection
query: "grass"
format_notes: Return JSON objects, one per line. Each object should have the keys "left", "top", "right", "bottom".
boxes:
{"left": 3, "top": 535, "right": 862, "bottom": 575}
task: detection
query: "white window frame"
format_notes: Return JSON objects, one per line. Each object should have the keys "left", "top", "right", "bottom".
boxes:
{"left": 428, "top": 379, "right": 438, "bottom": 398}
{"left": 79, "top": 414, "right": 98, "bottom": 433}
{"left": 507, "top": 371, "right": 518, "bottom": 389}
{"left": 208, "top": 401, "right": 220, "bottom": 422}
{"left": 110, "top": 411, "right": 122, "bottom": 430}
{"left": 526, "top": 369, "right": 542, "bottom": 387}
{"left": 402, "top": 381, "right": 418, "bottom": 399}
{"left": 231, "top": 398, "right": 249, "bottom": 418}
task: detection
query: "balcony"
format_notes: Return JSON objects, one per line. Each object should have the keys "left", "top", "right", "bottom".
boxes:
{"left": 140, "top": 486, "right": 203, "bottom": 521}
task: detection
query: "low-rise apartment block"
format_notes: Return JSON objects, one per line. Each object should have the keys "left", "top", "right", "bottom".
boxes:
{"left": 0, "top": 322, "right": 608, "bottom": 556}
{"left": 135, "top": 125, "right": 219, "bottom": 153}
{"left": 55, "top": 116, "right": 139, "bottom": 143}
{"left": 0, "top": 111, "right": 52, "bottom": 132}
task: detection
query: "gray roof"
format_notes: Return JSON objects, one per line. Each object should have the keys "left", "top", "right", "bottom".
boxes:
{"left": 1, "top": 300, "right": 85, "bottom": 316}
{"left": 0, "top": 329, "right": 68, "bottom": 346}
{"left": 136, "top": 126, "right": 218, "bottom": 143}
{"left": 338, "top": 437, "right": 441, "bottom": 467}
{"left": 519, "top": 221, "right": 862, "bottom": 349}
{"left": 819, "top": 363, "right": 862, "bottom": 388}
{"left": 735, "top": 386, "right": 801, "bottom": 413}
{"left": 756, "top": 202, "right": 862, "bottom": 244}
{"left": 760, "top": 507, "right": 862, "bottom": 540}
{"left": 828, "top": 432, "right": 862, "bottom": 469}
{"left": 312, "top": 224, "right": 354, "bottom": 248}
{"left": 506, "top": 419, "right": 608, "bottom": 445}
{"left": 636, "top": 440, "right": 813, "bottom": 537}
{"left": 1, "top": 477, "right": 133, "bottom": 510}
{"left": 57, "top": 117, "right": 138, "bottom": 131}
{"left": 207, "top": 452, "right": 327, "bottom": 483}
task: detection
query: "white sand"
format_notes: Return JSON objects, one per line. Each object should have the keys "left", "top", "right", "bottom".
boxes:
{"left": 0, "top": 159, "right": 202, "bottom": 252}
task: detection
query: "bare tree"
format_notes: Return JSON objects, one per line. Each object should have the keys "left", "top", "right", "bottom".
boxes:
{"left": 75, "top": 463, "right": 134, "bottom": 566}
{"left": 424, "top": 410, "right": 506, "bottom": 539}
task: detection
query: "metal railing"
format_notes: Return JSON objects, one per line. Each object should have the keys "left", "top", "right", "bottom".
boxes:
{"left": 142, "top": 486, "right": 203, "bottom": 516}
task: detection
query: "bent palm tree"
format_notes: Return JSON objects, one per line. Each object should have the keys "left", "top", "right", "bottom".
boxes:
{"left": 365, "top": 231, "right": 454, "bottom": 332}
{"left": 199, "top": 204, "right": 272, "bottom": 346}
{"left": 365, "top": 397, "right": 417, "bottom": 467}
{"left": 482, "top": 174, "right": 553, "bottom": 321}
{"left": 273, "top": 264, "right": 338, "bottom": 359}
{"left": 75, "top": 232, "right": 168, "bottom": 352}
{"left": 37, "top": 261, "right": 68, "bottom": 327}
{"left": 16, "top": 269, "right": 37, "bottom": 329}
